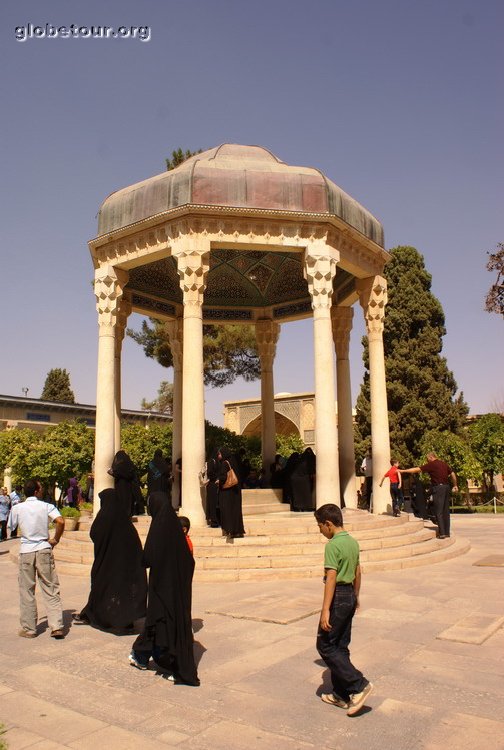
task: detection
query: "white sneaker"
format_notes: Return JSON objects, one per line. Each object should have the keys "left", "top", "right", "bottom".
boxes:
{"left": 347, "top": 682, "right": 373, "bottom": 716}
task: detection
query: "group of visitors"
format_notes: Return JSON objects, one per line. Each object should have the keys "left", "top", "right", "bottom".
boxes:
{"left": 270, "top": 448, "right": 317, "bottom": 512}
{"left": 204, "top": 447, "right": 245, "bottom": 538}
{"left": 0, "top": 485, "right": 23, "bottom": 540}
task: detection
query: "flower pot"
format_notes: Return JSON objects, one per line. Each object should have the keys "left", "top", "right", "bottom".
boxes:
{"left": 64, "top": 517, "right": 79, "bottom": 531}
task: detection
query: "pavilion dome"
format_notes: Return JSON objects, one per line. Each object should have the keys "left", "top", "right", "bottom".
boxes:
{"left": 97, "top": 144, "right": 384, "bottom": 247}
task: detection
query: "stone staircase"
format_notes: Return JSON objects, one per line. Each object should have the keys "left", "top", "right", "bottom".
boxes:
{"left": 46, "top": 505, "right": 470, "bottom": 582}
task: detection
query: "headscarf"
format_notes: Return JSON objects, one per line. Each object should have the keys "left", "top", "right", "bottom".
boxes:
{"left": 110, "top": 450, "right": 137, "bottom": 481}
{"left": 132, "top": 492, "right": 199, "bottom": 686}
{"left": 79, "top": 488, "right": 147, "bottom": 629}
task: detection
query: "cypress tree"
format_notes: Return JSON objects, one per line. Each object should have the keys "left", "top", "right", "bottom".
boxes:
{"left": 40, "top": 368, "right": 75, "bottom": 404}
{"left": 355, "top": 246, "right": 468, "bottom": 466}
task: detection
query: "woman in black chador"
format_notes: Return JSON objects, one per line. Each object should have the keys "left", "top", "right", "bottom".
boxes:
{"left": 217, "top": 447, "right": 245, "bottom": 539}
{"left": 129, "top": 492, "right": 200, "bottom": 685}
{"left": 147, "top": 449, "right": 172, "bottom": 511}
{"left": 72, "top": 488, "right": 147, "bottom": 630}
{"left": 205, "top": 449, "right": 220, "bottom": 528}
{"left": 290, "top": 447, "right": 316, "bottom": 511}
{"left": 109, "top": 450, "right": 145, "bottom": 516}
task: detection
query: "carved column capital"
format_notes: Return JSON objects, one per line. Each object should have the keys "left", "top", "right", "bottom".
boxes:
{"left": 331, "top": 306, "right": 354, "bottom": 359}
{"left": 165, "top": 318, "right": 184, "bottom": 371}
{"left": 357, "top": 276, "right": 388, "bottom": 336}
{"left": 116, "top": 299, "right": 132, "bottom": 348}
{"left": 172, "top": 238, "right": 210, "bottom": 307}
{"left": 304, "top": 250, "right": 338, "bottom": 310}
{"left": 94, "top": 266, "right": 129, "bottom": 329}
{"left": 255, "top": 319, "right": 280, "bottom": 371}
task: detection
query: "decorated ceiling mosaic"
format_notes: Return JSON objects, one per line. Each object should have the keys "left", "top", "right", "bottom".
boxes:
{"left": 127, "top": 248, "right": 354, "bottom": 318}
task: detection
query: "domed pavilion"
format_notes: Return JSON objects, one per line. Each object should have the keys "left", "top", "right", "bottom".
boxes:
{"left": 89, "top": 144, "right": 392, "bottom": 523}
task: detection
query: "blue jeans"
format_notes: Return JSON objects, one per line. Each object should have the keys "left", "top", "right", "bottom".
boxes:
{"left": 316, "top": 584, "right": 368, "bottom": 700}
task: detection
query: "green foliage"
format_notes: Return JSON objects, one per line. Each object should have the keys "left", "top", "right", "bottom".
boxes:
{"left": 485, "top": 242, "right": 504, "bottom": 316}
{"left": 356, "top": 246, "right": 468, "bottom": 465}
{"left": 121, "top": 422, "right": 173, "bottom": 479}
{"left": 0, "top": 422, "right": 94, "bottom": 489}
{"left": 141, "top": 380, "right": 173, "bottom": 414}
{"left": 41, "top": 368, "right": 75, "bottom": 403}
{"left": 60, "top": 506, "right": 80, "bottom": 518}
{"left": 468, "top": 413, "right": 504, "bottom": 495}
{"left": 418, "top": 430, "right": 481, "bottom": 492}
{"left": 276, "top": 433, "right": 305, "bottom": 457}
{"left": 128, "top": 319, "right": 260, "bottom": 389}
{"left": 165, "top": 147, "right": 202, "bottom": 171}
{"left": 32, "top": 421, "right": 94, "bottom": 488}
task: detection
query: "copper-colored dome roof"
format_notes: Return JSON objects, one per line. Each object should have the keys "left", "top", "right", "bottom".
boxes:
{"left": 97, "top": 144, "right": 384, "bottom": 246}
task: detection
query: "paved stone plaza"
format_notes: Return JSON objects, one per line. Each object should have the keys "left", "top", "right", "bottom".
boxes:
{"left": 0, "top": 515, "right": 503, "bottom": 750}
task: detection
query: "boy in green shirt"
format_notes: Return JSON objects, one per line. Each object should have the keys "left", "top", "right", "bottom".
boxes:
{"left": 314, "top": 503, "right": 373, "bottom": 716}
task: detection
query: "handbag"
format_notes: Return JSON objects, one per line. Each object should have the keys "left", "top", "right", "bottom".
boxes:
{"left": 222, "top": 460, "right": 238, "bottom": 489}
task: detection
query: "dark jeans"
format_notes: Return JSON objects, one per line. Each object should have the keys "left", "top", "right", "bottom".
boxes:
{"left": 432, "top": 484, "right": 450, "bottom": 536}
{"left": 316, "top": 584, "right": 367, "bottom": 701}
{"left": 390, "top": 483, "right": 404, "bottom": 514}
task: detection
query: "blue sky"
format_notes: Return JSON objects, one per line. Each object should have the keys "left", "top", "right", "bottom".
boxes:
{"left": 2, "top": 0, "right": 503, "bottom": 425}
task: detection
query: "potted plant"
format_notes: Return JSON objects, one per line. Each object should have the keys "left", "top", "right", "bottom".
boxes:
{"left": 60, "top": 506, "right": 80, "bottom": 531}
{"left": 79, "top": 501, "right": 93, "bottom": 518}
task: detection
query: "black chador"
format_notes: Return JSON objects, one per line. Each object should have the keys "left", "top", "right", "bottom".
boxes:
{"left": 132, "top": 492, "right": 200, "bottom": 686}
{"left": 77, "top": 488, "right": 147, "bottom": 629}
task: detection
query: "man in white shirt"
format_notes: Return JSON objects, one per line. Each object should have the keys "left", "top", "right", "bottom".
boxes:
{"left": 8, "top": 479, "right": 65, "bottom": 639}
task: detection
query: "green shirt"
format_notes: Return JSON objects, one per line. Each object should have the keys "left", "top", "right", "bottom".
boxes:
{"left": 324, "top": 530, "right": 360, "bottom": 583}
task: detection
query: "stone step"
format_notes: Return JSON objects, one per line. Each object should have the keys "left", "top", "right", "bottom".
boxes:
{"left": 52, "top": 526, "right": 435, "bottom": 567}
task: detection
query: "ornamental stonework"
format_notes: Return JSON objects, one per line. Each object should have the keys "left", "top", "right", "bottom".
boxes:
{"left": 94, "top": 266, "right": 128, "bottom": 328}
{"left": 357, "top": 276, "right": 388, "bottom": 335}
{"left": 304, "top": 254, "right": 337, "bottom": 310}
{"left": 331, "top": 307, "right": 354, "bottom": 359}
{"left": 255, "top": 319, "right": 280, "bottom": 371}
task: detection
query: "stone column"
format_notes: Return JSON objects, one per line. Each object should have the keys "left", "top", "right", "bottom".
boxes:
{"left": 357, "top": 276, "right": 391, "bottom": 515}
{"left": 331, "top": 306, "right": 358, "bottom": 509}
{"left": 93, "top": 265, "right": 128, "bottom": 511}
{"left": 304, "top": 249, "right": 340, "bottom": 507}
{"left": 165, "top": 318, "right": 183, "bottom": 509}
{"left": 173, "top": 239, "right": 210, "bottom": 526}
{"left": 3, "top": 467, "right": 12, "bottom": 494}
{"left": 114, "top": 300, "right": 131, "bottom": 453}
{"left": 255, "top": 319, "right": 280, "bottom": 479}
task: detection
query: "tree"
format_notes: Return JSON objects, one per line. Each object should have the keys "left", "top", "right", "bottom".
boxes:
{"left": 128, "top": 320, "right": 260, "bottom": 388}
{"left": 30, "top": 421, "right": 94, "bottom": 490}
{"left": 41, "top": 368, "right": 75, "bottom": 404}
{"left": 141, "top": 381, "right": 173, "bottom": 415}
{"left": 0, "top": 428, "right": 42, "bottom": 485}
{"left": 418, "top": 429, "right": 481, "bottom": 500}
{"left": 165, "top": 147, "right": 203, "bottom": 171}
{"left": 121, "top": 422, "right": 173, "bottom": 478}
{"left": 485, "top": 243, "right": 504, "bottom": 316}
{"left": 355, "top": 246, "right": 469, "bottom": 466}
{"left": 468, "top": 413, "right": 504, "bottom": 499}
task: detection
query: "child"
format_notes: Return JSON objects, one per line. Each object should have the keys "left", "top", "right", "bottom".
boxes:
{"left": 379, "top": 459, "right": 403, "bottom": 517}
{"left": 314, "top": 503, "right": 373, "bottom": 716}
{"left": 179, "top": 516, "right": 193, "bottom": 555}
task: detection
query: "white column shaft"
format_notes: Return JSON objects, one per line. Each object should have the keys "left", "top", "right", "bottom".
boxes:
{"left": 180, "top": 304, "right": 206, "bottom": 525}
{"left": 171, "top": 364, "right": 182, "bottom": 509}
{"left": 313, "top": 307, "right": 340, "bottom": 507}
{"left": 336, "top": 356, "right": 357, "bottom": 508}
{"left": 368, "top": 332, "right": 391, "bottom": 513}
{"left": 94, "top": 328, "right": 116, "bottom": 504}
{"left": 261, "top": 366, "right": 276, "bottom": 473}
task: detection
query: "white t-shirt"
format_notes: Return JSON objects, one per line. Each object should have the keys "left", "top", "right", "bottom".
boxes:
{"left": 8, "top": 497, "right": 61, "bottom": 554}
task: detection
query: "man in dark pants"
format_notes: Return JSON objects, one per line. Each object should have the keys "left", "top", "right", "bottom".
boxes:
{"left": 401, "top": 453, "right": 458, "bottom": 538}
